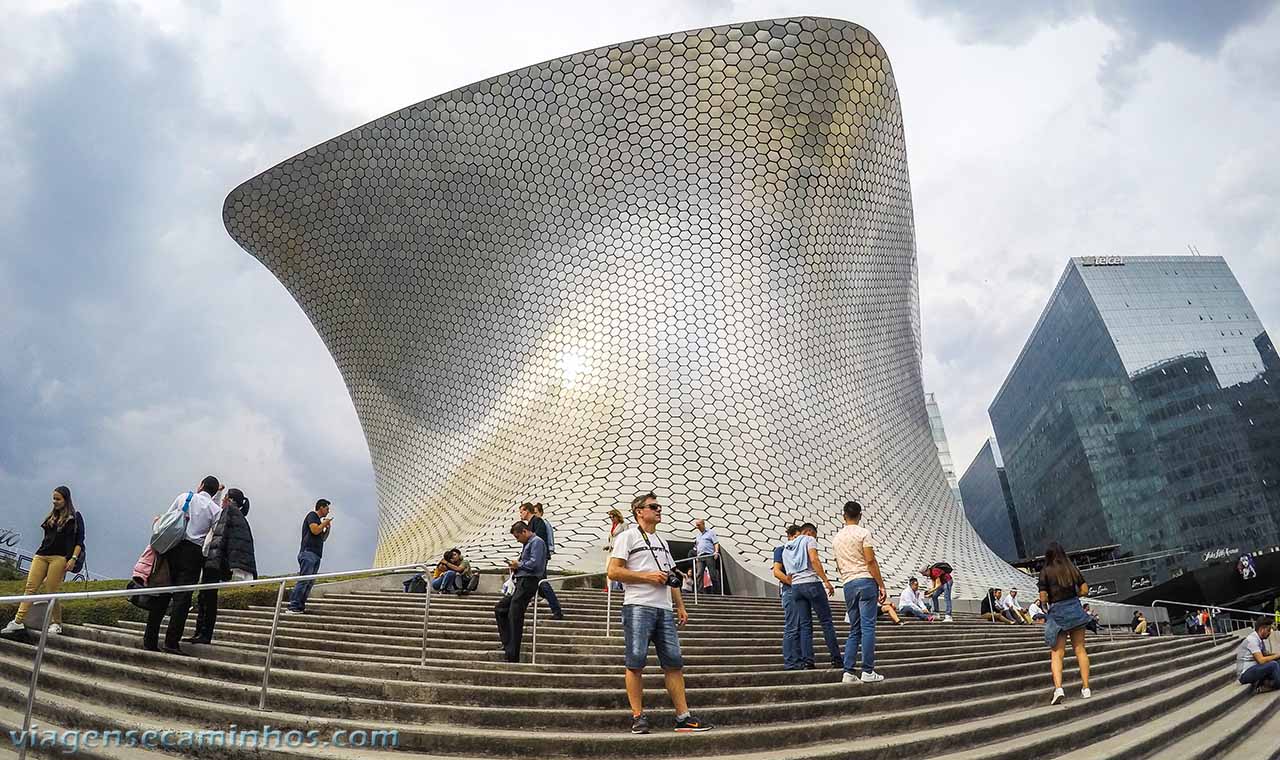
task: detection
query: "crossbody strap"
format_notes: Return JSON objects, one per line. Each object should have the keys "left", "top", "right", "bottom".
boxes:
{"left": 636, "top": 527, "right": 671, "bottom": 572}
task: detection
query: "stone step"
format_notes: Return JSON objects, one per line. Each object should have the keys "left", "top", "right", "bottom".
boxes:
{"left": 1050, "top": 679, "right": 1251, "bottom": 759}
{"left": 1218, "top": 690, "right": 1280, "bottom": 760}
{"left": 7, "top": 626, "right": 1211, "bottom": 719}
{"left": 0, "top": 635, "right": 1237, "bottom": 755}
{"left": 219, "top": 608, "right": 1053, "bottom": 651}
{"left": 60, "top": 623, "right": 1180, "bottom": 689}
{"left": 0, "top": 698, "right": 172, "bottom": 760}
{"left": 102, "top": 617, "right": 1130, "bottom": 669}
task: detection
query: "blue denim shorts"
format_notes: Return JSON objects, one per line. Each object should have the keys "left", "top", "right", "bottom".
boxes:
{"left": 621, "top": 604, "right": 684, "bottom": 670}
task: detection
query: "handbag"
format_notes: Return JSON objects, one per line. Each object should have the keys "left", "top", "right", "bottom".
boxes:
{"left": 150, "top": 492, "right": 193, "bottom": 554}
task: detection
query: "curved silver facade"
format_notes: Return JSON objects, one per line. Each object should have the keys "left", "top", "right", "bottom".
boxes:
{"left": 224, "top": 17, "right": 1032, "bottom": 596}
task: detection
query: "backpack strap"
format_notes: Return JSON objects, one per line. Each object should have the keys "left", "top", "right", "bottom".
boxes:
{"left": 182, "top": 492, "right": 193, "bottom": 513}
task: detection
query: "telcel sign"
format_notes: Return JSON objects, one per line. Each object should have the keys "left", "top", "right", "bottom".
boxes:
{"left": 1081, "top": 255, "right": 1125, "bottom": 267}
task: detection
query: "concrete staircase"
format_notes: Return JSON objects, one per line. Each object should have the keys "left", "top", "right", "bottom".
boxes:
{"left": 0, "top": 589, "right": 1272, "bottom": 759}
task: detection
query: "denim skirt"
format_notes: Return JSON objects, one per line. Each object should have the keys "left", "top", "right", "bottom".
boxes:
{"left": 1043, "top": 596, "right": 1092, "bottom": 647}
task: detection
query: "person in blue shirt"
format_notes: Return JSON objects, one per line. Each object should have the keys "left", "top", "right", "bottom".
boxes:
{"left": 494, "top": 520, "right": 547, "bottom": 663}
{"left": 772, "top": 525, "right": 801, "bottom": 668}
{"left": 286, "top": 499, "right": 331, "bottom": 614}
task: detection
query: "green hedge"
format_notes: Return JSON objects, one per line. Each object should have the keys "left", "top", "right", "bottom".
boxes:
{"left": 0, "top": 576, "right": 286, "bottom": 627}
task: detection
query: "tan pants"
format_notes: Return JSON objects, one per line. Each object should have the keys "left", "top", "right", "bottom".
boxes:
{"left": 15, "top": 555, "right": 68, "bottom": 625}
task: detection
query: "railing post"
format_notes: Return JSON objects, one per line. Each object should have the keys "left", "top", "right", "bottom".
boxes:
{"left": 420, "top": 569, "right": 432, "bottom": 668}
{"left": 693, "top": 557, "right": 699, "bottom": 606}
{"left": 257, "top": 580, "right": 287, "bottom": 711}
{"left": 531, "top": 588, "right": 540, "bottom": 665}
{"left": 719, "top": 554, "right": 725, "bottom": 596}
{"left": 17, "top": 600, "right": 55, "bottom": 760}
{"left": 605, "top": 581, "right": 612, "bottom": 638}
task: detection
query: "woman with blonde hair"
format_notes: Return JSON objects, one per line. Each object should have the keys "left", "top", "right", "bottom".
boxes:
{"left": 2, "top": 486, "right": 82, "bottom": 635}
{"left": 604, "top": 508, "right": 626, "bottom": 592}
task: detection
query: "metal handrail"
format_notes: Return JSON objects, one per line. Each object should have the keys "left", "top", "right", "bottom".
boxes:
{"left": 1149, "top": 598, "right": 1278, "bottom": 643}
{"left": 3, "top": 559, "right": 431, "bottom": 760}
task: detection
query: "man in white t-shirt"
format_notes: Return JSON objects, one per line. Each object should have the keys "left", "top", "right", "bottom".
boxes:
{"left": 897, "top": 578, "right": 933, "bottom": 621}
{"left": 608, "top": 492, "right": 712, "bottom": 735}
{"left": 1237, "top": 617, "right": 1279, "bottom": 691}
{"left": 143, "top": 475, "right": 224, "bottom": 653}
{"left": 832, "top": 499, "right": 887, "bottom": 684}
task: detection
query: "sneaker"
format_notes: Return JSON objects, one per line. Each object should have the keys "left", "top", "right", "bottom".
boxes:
{"left": 943, "top": 615, "right": 953, "bottom": 623}
{"left": 284, "top": 608, "right": 303, "bottom": 615}
{"left": 673, "top": 714, "right": 713, "bottom": 733}
{"left": 1051, "top": 688, "right": 1065, "bottom": 705}
{"left": 47, "top": 624, "right": 62, "bottom": 635}
{"left": 830, "top": 660, "right": 844, "bottom": 670}
{"left": 551, "top": 613, "right": 565, "bottom": 621}
{"left": 1081, "top": 688, "right": 1092, "bottom": 699}
{"left": 1, "top": 619, "right": 23, "bottom": 635}
{"left": 841, "top": 671, "right": 862, "bottom": 684}
{"left": 860, "top": 671, "right": 885, "bottom": 684}
{"left": 631, "top": 714, "right": 652, "bottom": 735}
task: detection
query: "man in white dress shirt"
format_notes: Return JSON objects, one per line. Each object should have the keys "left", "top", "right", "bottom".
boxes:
{"left": 143, "top": 475, "right": 223, "bottom": 653}
{"left": 897, "top": 578, "right": 934, "bottom": 621}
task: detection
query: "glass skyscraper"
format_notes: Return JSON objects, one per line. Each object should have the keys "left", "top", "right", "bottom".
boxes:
{"left": 989, "top": 256, "right": 1280, "bottom": 582}
{"left": 925, "top": 392, "right": 964, "bottom": 509}
{"left": 959, "top": 438, "right": 1025, "bottom": 562}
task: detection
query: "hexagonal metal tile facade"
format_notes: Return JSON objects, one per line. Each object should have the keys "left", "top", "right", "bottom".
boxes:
{"left": 223, "top": 17, "right": 1032, "bottom": 597}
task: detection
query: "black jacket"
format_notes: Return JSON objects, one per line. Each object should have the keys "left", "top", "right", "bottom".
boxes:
{"left": 205, "top": 506, "right": 257, "bottom": 579}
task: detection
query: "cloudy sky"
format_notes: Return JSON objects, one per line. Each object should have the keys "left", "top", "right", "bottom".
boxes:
{"left": 2, "top": 0, "right": 1276, "bottom": 578}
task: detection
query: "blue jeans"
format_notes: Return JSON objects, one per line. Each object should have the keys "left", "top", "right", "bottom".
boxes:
{"left": 929, "top": 580, "right": 952, "bottom": 616}
{"left": 781, "top": 586, "right": 800, "bottom": 668}
{"left": 793, "top": 582, "right": 841, "bottom": 666}
{"left": 1239, "top": 661, "right": 1280, "bottom": 688}
{"left": 621, "top": 605, "right": 683, "bottom": 670}
{"left": 288, "top": 550, "right": 322, "bottom": 611}
{"left": 900, "top": 604, "right": 931, "bottom": 620}
{"left": 842, "top": 578, "right": 879, "bottom": 674}
{"left": 432, "top": 570, "right": 460, "bottom": 593}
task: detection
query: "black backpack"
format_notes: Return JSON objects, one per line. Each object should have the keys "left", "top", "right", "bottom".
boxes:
{"left": 404, "top": 574, "right": 428, "bottom": 594}
{"left": 931, "top": 561, "right": 953, "bottom": 576}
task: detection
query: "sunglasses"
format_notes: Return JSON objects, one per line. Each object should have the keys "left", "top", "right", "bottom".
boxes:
{"left": 642, "top": 503, "right": 663, "bottom": 511}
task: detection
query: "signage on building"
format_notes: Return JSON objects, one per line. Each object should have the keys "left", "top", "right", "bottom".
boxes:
{"left": 1080, "top": 256, "right": 1125, "bottom": 267}
{"left": 0, "top": 528, "right": 21, "bottom": 548}
{"left": 1088, "top": 580, "right": 1117, "bottom": 597}
{"left": 1130, "top": 575, "right": 1152, "bottom": 590}
{"left": 1203, "top": 547, "right": 1240, "bottom": 563}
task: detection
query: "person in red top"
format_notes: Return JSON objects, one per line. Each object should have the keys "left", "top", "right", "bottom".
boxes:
{"left": 923, "top": 562, "right": 954, "bottom": 622}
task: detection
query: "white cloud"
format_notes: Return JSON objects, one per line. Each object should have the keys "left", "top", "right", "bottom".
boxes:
{"left": 1, "top": 0, "right": 1276, "bottom": 575}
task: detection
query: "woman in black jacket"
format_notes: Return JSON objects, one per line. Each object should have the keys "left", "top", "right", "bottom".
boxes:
{"left": 2, "top": 486, "right": 82, "bottom": 636}
{"left": 186, "top": 489, "right": 256, "bottom": 645}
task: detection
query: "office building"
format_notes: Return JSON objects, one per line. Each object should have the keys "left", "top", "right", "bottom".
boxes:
{"left": 989, "top": 255, "right": 1280, "bottom": 584}
{"left": 959, "top": 438, "right": 1024, "bottom": 562}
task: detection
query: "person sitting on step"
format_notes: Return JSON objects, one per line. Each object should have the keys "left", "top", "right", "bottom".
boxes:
{"left": 980, "top": 589, "right": 1017, "bottom": 624}
{"left": 432, "top": 548, "right": 470, "bottom": 594}
{"left": 1027, "top": 598, "right": 1047, "bottom": 623}
{"left": 998, "top": 587, "right": 1029, "bottom": 624}
{"left": 1131, "top": 611, "right": 1150, "bottom": 636}
{"left": 1237, "top": 616, "right": 1280, "bottom": 693}
{"left": 897, "top": 578, "right": 934, "bottom": 621}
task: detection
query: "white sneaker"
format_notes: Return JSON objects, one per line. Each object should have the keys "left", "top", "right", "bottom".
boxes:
{"left": 1081, "top": 688, "right": 1092, "bottom": 699}
{"left": 1, "top": 619, "right": 23, "bottom": 634}
{"left": 860, "top": 671, "right": 885, "bottom": 683}
{"left": 841, "top": 672, "right": 862, "bottom": 684}
{"left": 47, "top": 624, "right": 62, "bottom": 635}
{"left": 1051, "top": 688, "right": 1065, "bottom": 705}
{"left": 943, "top": 615, "right": 953, "bottom": 623}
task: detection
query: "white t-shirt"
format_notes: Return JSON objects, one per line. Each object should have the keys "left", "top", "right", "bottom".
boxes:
{"left": 998, "top": 594, "right": 1016, "bottom": 612}
{"left": 610, "top": 526, "right": 675, "bottom": 611}
{"left": 1028, "top": 601, "right": 1045, "bottom": 618}
{"left": 1007, "top": 594, "right": 1025, "bottom": 611}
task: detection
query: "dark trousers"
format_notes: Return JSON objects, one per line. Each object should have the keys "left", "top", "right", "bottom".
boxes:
{"left": 537, "top": 577, "right": 562, "bottom": 616}
{"left": 191, "top": 567, "right": 226, "bottom": 641}
{"left": 494, "top": 577, "right": 539, "bottom": 662}
{"left": 143, "top": 540, "right": 205, "bottom": 649}
{"left": 289, "top": 550, "right": 322, "bottom": 612}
